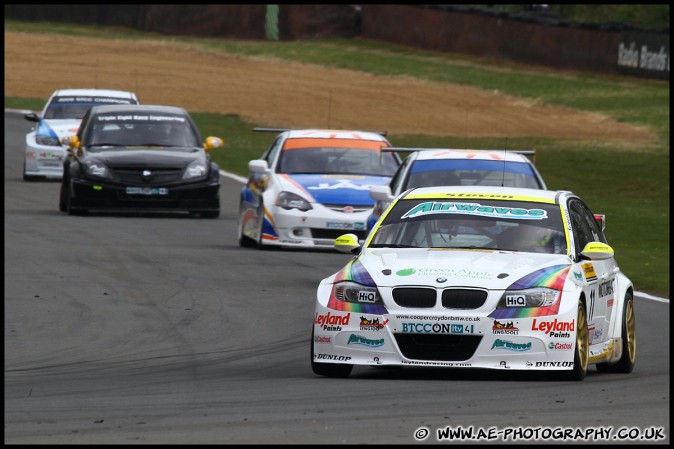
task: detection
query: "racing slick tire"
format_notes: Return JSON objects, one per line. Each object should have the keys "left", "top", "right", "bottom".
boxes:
{"left": 59, "top": 180, "right": 68, "bottom": 212}
{"left": 199, "top": 210, "right": 220, "bottom": 219}
{"left": 567, "top": 301, "right": 589, "bottom": 381}
{"left": 237, "top": 202, "right": 257, "bottom": 248}
{"left": 255, "top": 202, "right": 268, "bottom": 250}
{"left": 596, "top": 292, "right": 636, "bottom": 374}
{"left": 311, "top": 328, "right": 353, "bottom": 378}
{"left": 65, "top": 182, "right": 87, "bottom": 216}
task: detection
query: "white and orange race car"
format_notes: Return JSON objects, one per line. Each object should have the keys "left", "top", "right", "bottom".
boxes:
{"left": 238, "top": 128, "right": 401, "bottom": 249}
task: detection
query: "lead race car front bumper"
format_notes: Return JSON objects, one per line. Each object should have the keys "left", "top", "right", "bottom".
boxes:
{"left": 313, "top": 285, "right": 582, "bottom": 371}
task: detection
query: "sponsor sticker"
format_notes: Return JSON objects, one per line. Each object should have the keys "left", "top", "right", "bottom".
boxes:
{"left": 395, "top": 267, "right": 492, "bottom": 280}
{"left": 360, "top": 316, "right": 388, "bottom": 331}
{"left": 598, "top": 279, "right": 614, "bottom": 298}
{"left": 96, "top": 114, "right": 186, "bottom": 123}
{"left": 314, "top": 335, "right": 332, "bottom": 344}
{"left": 531, "top": 318, "right": 574, "bottom": 337}
{"left": 505, "top": 294, "right": 526, "bottom": 307}
{"left": 492, "top": 320, "right": 519, "bottom": 335}
{"left": 581, "top": 262, "right": 597, "bottom": 281}
{"left": 315, "top": 312, "right": 351, "bottom": 331}
{"left": 314, "top": 354, "right": 351, "bottom": 361}
{"left": 401, "top": 202, "right": 547, "bottom": 220}
{"left": 126, "top": 187, "right": 168, "bottom": 195}
{"left": 40, "top": 160, "right": 62, "bottom": 167}
{"left": 308, "top": 179, "right": 371, "bottom": 191}
{"left": 548, "top": 341, "right": 573, "bottom": 350}
{"left": 491, "top": 339, "right": 532, "bottom": 352}
{"left": 326, "top": 221, "right": 356, "bottom": 230}
{"left": 400, "top": 322, "right": 475, "bottom": 334}
{"left": 348, "top": 334, "right": 385, "bottom": 347}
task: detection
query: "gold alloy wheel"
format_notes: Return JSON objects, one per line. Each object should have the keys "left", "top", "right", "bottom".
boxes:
{"left": 576, "top": 303, "right": 589, "bottom": 373}
{"left": 625, "top": 298, "right": 637, "bottom": 364}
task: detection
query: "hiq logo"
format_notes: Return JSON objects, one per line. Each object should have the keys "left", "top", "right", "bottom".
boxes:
{"left": 505, "top": 294, "right": 526, "bottom": 307}
{"left": 358, "top": 291, "right": 377, "bottom": 303}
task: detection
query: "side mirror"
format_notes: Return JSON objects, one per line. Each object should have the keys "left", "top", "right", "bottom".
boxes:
{"left": 579, "top": 242, "right": 614, "bottom": 261}
{"left": 61, "top": 135, "right": 80, "bottom": 148}
{"left": 370, "top": 184, "right": 393, "bottom": 202}
{"left": 248, "top": 159, "right": 269, "bottom": 174}
{"left": 203, "top": 136, "right": 224, "bottom": 152}
{"left": 24, "top": 112, "right": 40, "bottom": 122}
{"left": 334, "top": 233, "right": 361, "bottom": 254}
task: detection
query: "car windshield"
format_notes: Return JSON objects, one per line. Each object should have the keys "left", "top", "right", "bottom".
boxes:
{"left": 407, "top": 159, "right": 542, "bottom": 189}
{"left": 279, "top": 147, "right": 399, "bottom": 176}
{"left": 43, "top": 96, "right": 137, "bottom": 120}
{"left": 83, "top": 112, "right": 200, "bottom": 150}
{"left": 369, "top": 198, "right": 567, "bottom": 254}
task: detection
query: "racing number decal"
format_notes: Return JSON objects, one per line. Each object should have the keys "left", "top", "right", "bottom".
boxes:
{"left": 587, "top": 288, "right": 596, "bottom": 321}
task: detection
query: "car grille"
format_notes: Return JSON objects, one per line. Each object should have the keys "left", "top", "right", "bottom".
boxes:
{"left": 441, "top": 289, "right": 488, "bottom": 309}
{"left": 394, "top": 334, "right": 483, "bottom": 361}
{"left": 392, "top": 288, "right": 437, "bottom": 308}
{"left": 322, "top": 204, "right": 371, "bottom": 213}
{"left": 113, "top": 168, "right": 183, "bottom": 185}
{"left": 310, "top": 229, "right": 368, "bottom": 240}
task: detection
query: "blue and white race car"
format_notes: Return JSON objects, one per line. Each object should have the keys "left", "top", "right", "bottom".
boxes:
{"left": 23, "top": 88, "right": 139, "bottom": 180}
{"left": 312, "top": 186, "right": 636, "bottom": 380}
{"left": 238, "top": 129, "right": 401, "bottom": 249}
{"left": 367, "top": 147, "right": 547, "bottom": 229}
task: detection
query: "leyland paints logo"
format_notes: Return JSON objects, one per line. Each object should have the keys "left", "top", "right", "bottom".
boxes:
{"left": 532, "top": 318, "right": 574, "bottom": 338}
{"left": 315, "top": 312, "right": 351, "bottom": 331}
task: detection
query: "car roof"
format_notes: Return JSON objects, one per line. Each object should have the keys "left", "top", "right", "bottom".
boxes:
{"left": 50, "top": 88, "right": 138, "bottom": 100}
{"left": 400, "top": 185, "right": 569, "bottom": 205}
{"left": 284, "top": 129, "right": 389, "bottom": 142}
{"left": 88, "top": 104, "right": 187, "bottom": 114}
{"left": 412, "top": 149, "right": 533, "bottom": 163}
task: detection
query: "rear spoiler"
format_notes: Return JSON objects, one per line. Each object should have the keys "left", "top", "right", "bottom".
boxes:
{"left": 381, "top": 147, "right": 536, "bottom": 163}
{"left": 253, "top": 127, "right": 291, "bottom": 134}
{"left": 253, "top": 127, "right": 388, "bottom": 137}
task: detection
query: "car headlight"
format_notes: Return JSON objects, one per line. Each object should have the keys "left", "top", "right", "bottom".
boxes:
{"left": 83, "top": 160, "right": 112, "bottom": 179}
{"left": 276, "top": 191, "right": 313, "bottom": 211}
{"left": 333, "top": 281, "right": 382, "bottom": 304}
{"left": 182, "top": 159, "right": 208, "bottom": 179}
{"left": 498, "top": 288, "right": 561, "bottom": 308}
{"left": 35, "top": 135, "right": 61, "bottom": 146}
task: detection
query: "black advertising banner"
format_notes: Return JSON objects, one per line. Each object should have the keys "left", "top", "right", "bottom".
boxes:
{"left": 617, "top": 31, "right": 669, "bottom": 80}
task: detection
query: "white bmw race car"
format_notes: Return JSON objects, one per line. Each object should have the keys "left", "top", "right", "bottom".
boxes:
{"left": 23, "top": 88, "right": 139, "bottom": 180}
{"left": 312, "top": 186, "right": 636, "bottom": 380}
{"left": 238, "top": 129, "right": 401, "bottom": 249}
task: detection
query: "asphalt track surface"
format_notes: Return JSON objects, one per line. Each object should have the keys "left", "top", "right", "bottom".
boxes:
{"left": 4, "top": 111, "right": 670, "bottom": 444}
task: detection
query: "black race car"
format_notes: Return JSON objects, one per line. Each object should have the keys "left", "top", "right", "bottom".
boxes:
{"left": 59, "top": 104, "right": 223, "bottom": 217}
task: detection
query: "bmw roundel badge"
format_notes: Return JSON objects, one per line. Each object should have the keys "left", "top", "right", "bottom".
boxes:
{"left": 436, "top": 277, "right": 447, "bottom": 283}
